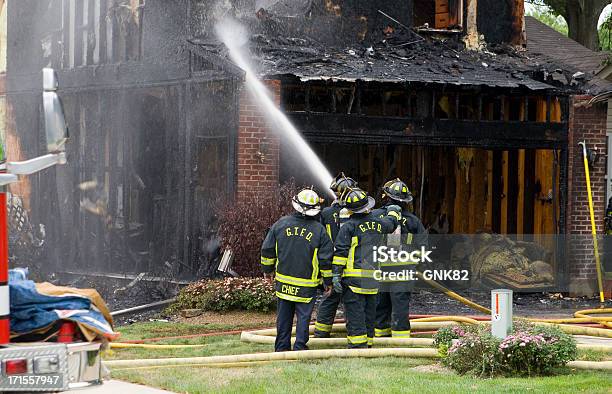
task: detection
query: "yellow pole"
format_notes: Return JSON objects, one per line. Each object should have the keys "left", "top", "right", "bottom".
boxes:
{"left": 579, "top": 141, "right": 605, "bottom": 303}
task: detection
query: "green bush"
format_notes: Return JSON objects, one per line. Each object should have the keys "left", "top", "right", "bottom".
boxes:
{"left": 168, "top": 277, "right": 276, "bottom": 313}
{"left": 436, "top": 323, "right": 577, "bottom": 378}
{"left": 433, "top": 325, "right": 470, "bottom": 357}
{"left": 499, "top": 324, "right": 577, "bottom": 376}
{"left": 443, "top": 325, "right": 503, "bottom": 377}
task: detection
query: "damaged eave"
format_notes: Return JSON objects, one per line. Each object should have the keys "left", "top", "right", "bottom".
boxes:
{"left": 187, "top": 41, "right": 246, "bottom": 79}
{"left": 263, "top": 72, "right": 558, "bottom": 92}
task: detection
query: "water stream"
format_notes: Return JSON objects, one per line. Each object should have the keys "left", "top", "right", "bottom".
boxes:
{"left": 215, "top": 19, "right": 335, "bottom": 198}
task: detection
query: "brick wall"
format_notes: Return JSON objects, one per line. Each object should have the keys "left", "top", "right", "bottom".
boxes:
{"left": 566, "top": 96, "right": 608, "bottom": 295}
{"left": 236, "top": 80, "right": 281, "bottom": 200}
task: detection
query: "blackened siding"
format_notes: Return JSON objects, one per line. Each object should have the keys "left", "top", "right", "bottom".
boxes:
{"left": 6, "top": 1, "right": 240, "bottom": 277}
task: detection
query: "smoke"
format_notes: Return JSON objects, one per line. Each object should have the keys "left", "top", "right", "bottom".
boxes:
{"left": 215, "top": 17, "right": 335, "bottom": 197}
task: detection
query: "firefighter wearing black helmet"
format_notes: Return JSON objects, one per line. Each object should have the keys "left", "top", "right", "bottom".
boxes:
{"left": 372, "top": 178, "right": 427, "bottom": 339}
{"left": 261, "top": 188, "right": 334, "bottom": 352}
{"left": 331, "top": 187, "right": 401, "bottom": 348}
{"left": 314, "top": 173, "right": 357, "bottom": 338}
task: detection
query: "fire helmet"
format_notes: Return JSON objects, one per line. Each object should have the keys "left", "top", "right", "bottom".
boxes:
{"left": 292, "top": 187, "right": 323, "bottom": 217}
{"left": 382, "top": 178, "right": 413, "bottom": 203}
{"left": 330, "top": 172, "right": 357, "bottom": 195}
{"left": 340, "top": 187, "right": 375, "bottom": 214}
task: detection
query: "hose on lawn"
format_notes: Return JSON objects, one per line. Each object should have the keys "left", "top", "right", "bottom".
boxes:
{"left": 104, "top": 348, "right": 612, "bottom": 371}
{"left": 109, "top": 343, "right": 207, "bottom": 349}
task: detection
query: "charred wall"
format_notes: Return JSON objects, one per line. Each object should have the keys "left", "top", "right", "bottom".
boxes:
{"left": 477, "top": 0, "right": 524, "bottom": 46}
{"left": 5, "top": 1, "right": 241, "bottom": 277}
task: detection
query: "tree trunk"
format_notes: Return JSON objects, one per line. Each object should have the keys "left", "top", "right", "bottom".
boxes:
{"left": 564, "top": 0, "right": 609, "bottom": 51}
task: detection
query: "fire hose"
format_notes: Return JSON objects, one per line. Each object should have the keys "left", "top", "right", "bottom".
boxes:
{"left": 104, "top": 347, "right": 612, "bottom": 371}
{"left": 106, "top": 277, "right": 612, "bottom": 373}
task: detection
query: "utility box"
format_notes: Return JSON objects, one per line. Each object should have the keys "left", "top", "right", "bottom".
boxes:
{"left": 491, "top": 289, "right": 513, "bottom": 339}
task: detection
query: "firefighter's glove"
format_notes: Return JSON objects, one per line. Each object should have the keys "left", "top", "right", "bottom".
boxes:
{"left": 332, "top": 274, "right": 343, "bottom": 294}
{"left": 386, "top": 205, "right": 402, "bottom": 221}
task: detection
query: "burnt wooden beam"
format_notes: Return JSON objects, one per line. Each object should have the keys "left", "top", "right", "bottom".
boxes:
{"left": 99, "top": 0, "right": 108, "bottom": 64}
{"left": 406, "top": 91, "right": 412, "bottom": 117}
{"left": 288, "top": 112, "right": 568, "bottom": 149}
{"left": 546, "top": 94, "right": 552, "bottom": 123}
{"left": 305, "top": 86, "right": 311, "bottom": 112}
{"left": 431, "top": 91, "right": 437, "bottom": 119}
{"left": 561, "top": 96, "right": 569, "bottom": 122}
{"left": 455, "top": 93, "right": 460, "bottom": 119}
{"left": 331, "top": 87, "right": 337, "bottom": 113}
{"left": 381, "top": 91, "right": 387, "bottom": 116}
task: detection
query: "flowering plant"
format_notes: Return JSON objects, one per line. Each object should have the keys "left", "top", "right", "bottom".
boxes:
{"left": 499, "top": 324, "right": 576, "bottom": 376}
{"left": 436, "top": 322, "right": 577, "bottom": 377}
{"left": 442, "top": 325, "right": 503, "bottom": 377}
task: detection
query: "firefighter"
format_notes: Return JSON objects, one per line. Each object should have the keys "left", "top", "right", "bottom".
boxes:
{"left": 314, "top": 173, "right": 357, "bottom": 338}
{"left": 331, "top": 186, "right": 401, "bottom": 348}
{"left": 373, "top": 178, "right": 427, "bottom": 339}
{"left": 261, "top": 187, "right": 334, "bottom": 352}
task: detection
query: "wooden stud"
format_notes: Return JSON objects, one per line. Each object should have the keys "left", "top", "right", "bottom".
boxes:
{"left": 331, "top": 87, "right": 337, "bottom": 113}
{"left": 517, "top": 149, "right": 525, "bottom": 236}
{"left": 469, "top": 149, "right": 487, "bottom": 233}
{"left": 501, "top": 151, "right": 508, "bottom": 234}
{"left": 485, "top": 150, "right": 493, "bottom": 231}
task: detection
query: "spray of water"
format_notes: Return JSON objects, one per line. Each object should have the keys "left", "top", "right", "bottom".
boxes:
{"left": 215, "top": 19, "right": 336, "bottom": 198}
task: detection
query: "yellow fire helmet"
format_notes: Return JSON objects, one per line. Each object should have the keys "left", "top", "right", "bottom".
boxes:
{"left": 340, "top": 187, "right": 375, "bottom": 214}
{"left": 292, "top": 187, "right": 323, "bottom": 217}
{"left": 382, "top": 178, "right": 413, "bottom": 203}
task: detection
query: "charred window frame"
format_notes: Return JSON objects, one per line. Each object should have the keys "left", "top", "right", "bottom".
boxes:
{"left": 58, "top": 0, "right": 144, "bottom": 69}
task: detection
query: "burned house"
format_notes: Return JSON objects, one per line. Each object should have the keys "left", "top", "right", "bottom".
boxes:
{"left": 195, "top": 0, "right": 611, "bottom": 294}
{"left": 2, "top": 1, "right": 610, "bottom": 295}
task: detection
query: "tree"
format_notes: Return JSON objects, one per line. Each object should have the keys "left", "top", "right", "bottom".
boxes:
{"left": 527, "top": 0, "right": 612, "bottom": 50}
{"left": 600, "top": 12, "right": 612, "bottom": 50}
{"left": 526, "top": 7, "right": 568, "bottom": 35}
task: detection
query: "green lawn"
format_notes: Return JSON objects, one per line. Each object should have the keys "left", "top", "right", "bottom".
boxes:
{"left": 106, "top": 322, "right": 612, "bottom": 394}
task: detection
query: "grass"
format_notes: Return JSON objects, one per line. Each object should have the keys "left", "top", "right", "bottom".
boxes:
{"left": 106, "top": 321, "right": 612, "bottom": 394}
{"left": 111, "top": 358, "right": 611, "bottom": 394}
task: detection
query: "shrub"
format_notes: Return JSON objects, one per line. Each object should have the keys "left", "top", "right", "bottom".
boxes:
{"left": 499, "top": 324, "right": 577, "bottom": 376}
{"left": 217, "top": 180, "right": 297, "bottom": 276}
{"left": 433, "top": 325, "right": 470, "bottom": 357}
{"left": 436, "top": 322, "right": 577, "bottom": 378}
{"left": 443, "top": 325, "right": 503, "bottom": 377}
{"left": 168, "top": 277, "right": 276, "bottom": 313}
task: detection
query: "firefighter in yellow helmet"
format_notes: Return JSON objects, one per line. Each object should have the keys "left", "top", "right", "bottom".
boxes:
{"left": 331, "top": 186, "right": 401, "bottom": 348}
{"left": 261, "top": 187, "right": 334, "bottom": 352}
{"left": 314, "top": 173, "right": 357, "bottom": 338}
{"left": 372, "top": 178, "right": 427, "bottom": 339}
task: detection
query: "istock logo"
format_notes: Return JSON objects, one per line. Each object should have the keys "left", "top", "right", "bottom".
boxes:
{"left": 373, "top": 245, "right": 433, "bottom": 264}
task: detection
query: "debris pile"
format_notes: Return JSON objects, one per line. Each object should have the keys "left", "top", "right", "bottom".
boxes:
{"left": 450, "top": 234, "right": 555, "bottom": 288}
{"left": 194, "top": 5, "right": 600, "bottom": 94}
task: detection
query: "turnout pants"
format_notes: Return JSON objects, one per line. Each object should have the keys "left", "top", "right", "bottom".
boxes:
{"left": 275, "top": 297, "right": 315, "bottom": 352}
{"left": 314, "top": 291, "right": 342, "bottom": 337}
{"left": 375, "top": 291, "right": 411, "bottom": 338}
{"left": 343, "top": 287, "right": 376, "bottom": 348}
